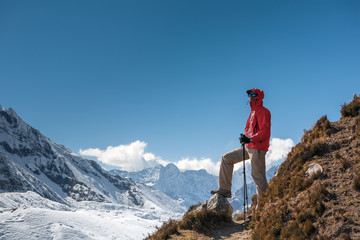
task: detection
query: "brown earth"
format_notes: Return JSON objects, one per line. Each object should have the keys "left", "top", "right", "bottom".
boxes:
{"left": 298, "top": 117, "right": 360, "bottom": 238}
{"left": 169, "top": 219, "right": 251, "bottom": 240}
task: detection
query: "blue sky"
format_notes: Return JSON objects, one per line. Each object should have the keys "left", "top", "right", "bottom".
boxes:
{"left": 1, "top": 0, "right": 359, "bottom": 172}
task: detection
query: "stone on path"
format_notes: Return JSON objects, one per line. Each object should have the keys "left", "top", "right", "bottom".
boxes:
{"left": 192, "top": 193, "right": 233, "bottom": 217}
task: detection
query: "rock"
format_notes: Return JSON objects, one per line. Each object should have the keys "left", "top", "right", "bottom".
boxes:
{"left": 192, "top": 193, "right": 233, "bottom": 217}
{"left": 233, "top": 211, "right": 243, "bottom": 220}
{"left": 306, "top": 163, "right": 323, "bottom": 178}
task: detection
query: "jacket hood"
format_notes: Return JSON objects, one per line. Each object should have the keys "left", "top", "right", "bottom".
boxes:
{"left": 249, "top": 88, "right": 264, "bottom": 109}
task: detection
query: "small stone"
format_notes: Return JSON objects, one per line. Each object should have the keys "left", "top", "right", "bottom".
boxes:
{"left": 233, "top": 211, "right": 243, "bottom": 220}
{"left": 306, "top": 163, "right": 323, "bottom": 178}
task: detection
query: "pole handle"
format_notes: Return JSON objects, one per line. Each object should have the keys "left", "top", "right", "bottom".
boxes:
{"left": 239, "top": 134, "right": 245, "bottom": 147}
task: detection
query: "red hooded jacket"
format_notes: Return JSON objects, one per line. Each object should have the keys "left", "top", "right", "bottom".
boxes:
{"left": 244, "top": 88, "right": 271, "bottom": 151}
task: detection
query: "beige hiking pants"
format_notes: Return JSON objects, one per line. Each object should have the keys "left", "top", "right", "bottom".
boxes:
{"left": 219, "top": 147, "right": 268, "bottom": 203}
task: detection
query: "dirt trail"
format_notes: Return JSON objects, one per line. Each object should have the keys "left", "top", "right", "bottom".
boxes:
{"left": 169, "top": 219, "right": 252, "bottom": 240}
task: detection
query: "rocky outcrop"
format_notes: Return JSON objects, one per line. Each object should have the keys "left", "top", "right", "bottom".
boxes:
{"left": 0, "top": 152, "right": 64, "bottom": 203}
{"left": 192, "top": 193, "right": 233, "bottom": 217}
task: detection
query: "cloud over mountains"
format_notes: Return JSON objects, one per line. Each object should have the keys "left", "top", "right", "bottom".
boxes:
{"left": 80, "top": 138, "right": 294, "bottom": 175}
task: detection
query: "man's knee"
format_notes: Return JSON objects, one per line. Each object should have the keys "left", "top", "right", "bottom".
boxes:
{"left": 221, "top": 154, "right": 230, "bottom": 164}
{"left": 222, "top": 148, "right": 245, "bottom": 165}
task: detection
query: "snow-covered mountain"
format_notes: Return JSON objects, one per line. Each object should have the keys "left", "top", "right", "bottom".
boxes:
{"left": 111, "top": 163, "right": 218, "bottom": 207}
{"left": 111, "top": 161, "right": 283, "bottom": 212}
{"left": 0, "top": 106, "right": 185, "bottom": 239}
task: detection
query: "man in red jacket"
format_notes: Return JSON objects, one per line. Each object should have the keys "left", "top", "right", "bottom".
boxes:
{"left": 211, "top": 88, "right": 271, "bottom": 209}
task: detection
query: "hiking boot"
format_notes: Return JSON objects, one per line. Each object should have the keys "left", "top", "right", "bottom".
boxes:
{"left": 210, "top": 189, "right": 232, "bottom": 198}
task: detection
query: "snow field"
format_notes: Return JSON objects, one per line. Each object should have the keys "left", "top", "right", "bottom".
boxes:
{"left": 0, "top": 207, "right": 163, "bottom": 240}
{"left": 0, "top": 192, "right": 178, "bottom": 240}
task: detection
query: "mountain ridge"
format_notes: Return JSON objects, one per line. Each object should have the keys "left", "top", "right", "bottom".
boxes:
{"left": 0, "top": 105, "right": 185, "bottom": 214}
{"left": 110, "top": 161, "right": 283, "bottom": 211}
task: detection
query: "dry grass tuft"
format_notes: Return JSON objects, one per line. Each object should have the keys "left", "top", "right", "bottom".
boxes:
{"left": 339, "top": 233, "right": 352, "bottom": 240}
{"left": 354, "top": 172, "right": 360, "bottom": 191}
{"left": 302, "top": 115, "right": 332, "bottom": 144}
{"left": 146, "top": 203, "right": 232, "bottom": 239}
{"left": 303, "top": 219, "right": 316, "bottom": 238}
{"left": 317, "top": 234, "right": 330, "bottom": 240}
{"left": 146, "top": 219, "right": 180, "bottom": 240}
{"left": 335, "top": 152, "right": 351, "bottom": 171}
{"left": 308, "top": 183, "right": 328, "bottom": 216}
{"left": 178, "top": 209, "right": 232, "bottom": 233}
{"left": 356, "top": 116, "right": 360, "bottom": 136}
{"left": 341, "top": 94, "right": 360, "bottom": 118}
{"left": 146, "top": 204, "right": 201, "bottom": 240}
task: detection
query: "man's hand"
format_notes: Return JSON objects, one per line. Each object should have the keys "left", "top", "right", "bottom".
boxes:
{"left": 240, "top": 135, "right": 252, "bottom": 144}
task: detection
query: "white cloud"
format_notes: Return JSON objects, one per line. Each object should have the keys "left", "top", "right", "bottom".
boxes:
{"left": 79, "top": 148, "right": 102, "bottom": 157}
{"left": 79, "top": 137, "right": 294, "bottom": 175}
{"left": 175, "top": 158, "right": 221, "bottom": 176}
{"left": 266, "top": 138, "right": 295, "bottom": 168}
{"left": 80, "top": 140, "right": 149, "bottom": 172}
{"left": 143, "top": 152, "right": 156, "bottom": 161}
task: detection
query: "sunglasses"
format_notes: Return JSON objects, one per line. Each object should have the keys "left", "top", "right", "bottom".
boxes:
{"left": 248, "top": 93, "right": 258, "bottom": 97}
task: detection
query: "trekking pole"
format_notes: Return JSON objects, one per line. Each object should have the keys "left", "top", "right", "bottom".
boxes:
{"left": 240, "top": 134, "right": 249, "bottom": 220}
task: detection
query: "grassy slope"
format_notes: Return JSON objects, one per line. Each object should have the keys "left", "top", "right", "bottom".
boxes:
{"left": 250, "top": 94, "right": 360, "bottom": 240}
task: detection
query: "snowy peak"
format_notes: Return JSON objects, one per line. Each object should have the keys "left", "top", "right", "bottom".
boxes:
{"left": 112, "top": 163, "right": 218, "bottom": 208}
{"left": 164, "top": 163, "right": 178, "bottom": 171}
{"left": 112, "top": 161, "right": 282, "bottom": 211}
{"left": 0, "top": 106, "right": 137, "bottom": 203}
{"left": 0, "top": 106, "right": 38, "bottom": 137}
{"left": 0, "top": 106, "right": 185, "bottom": 214}
{"left": 0, "top": 107, "right": 21, "bottom": 127}
{"left": 0, "top": 107, "right": 58, "bottom": 159}
{"left": 110, "top": 164, "right": 162, "bottom": 186}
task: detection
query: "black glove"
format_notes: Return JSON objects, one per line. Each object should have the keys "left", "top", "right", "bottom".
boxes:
{"left": 240, "top": 135, "right": 252, "bottom": 144}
